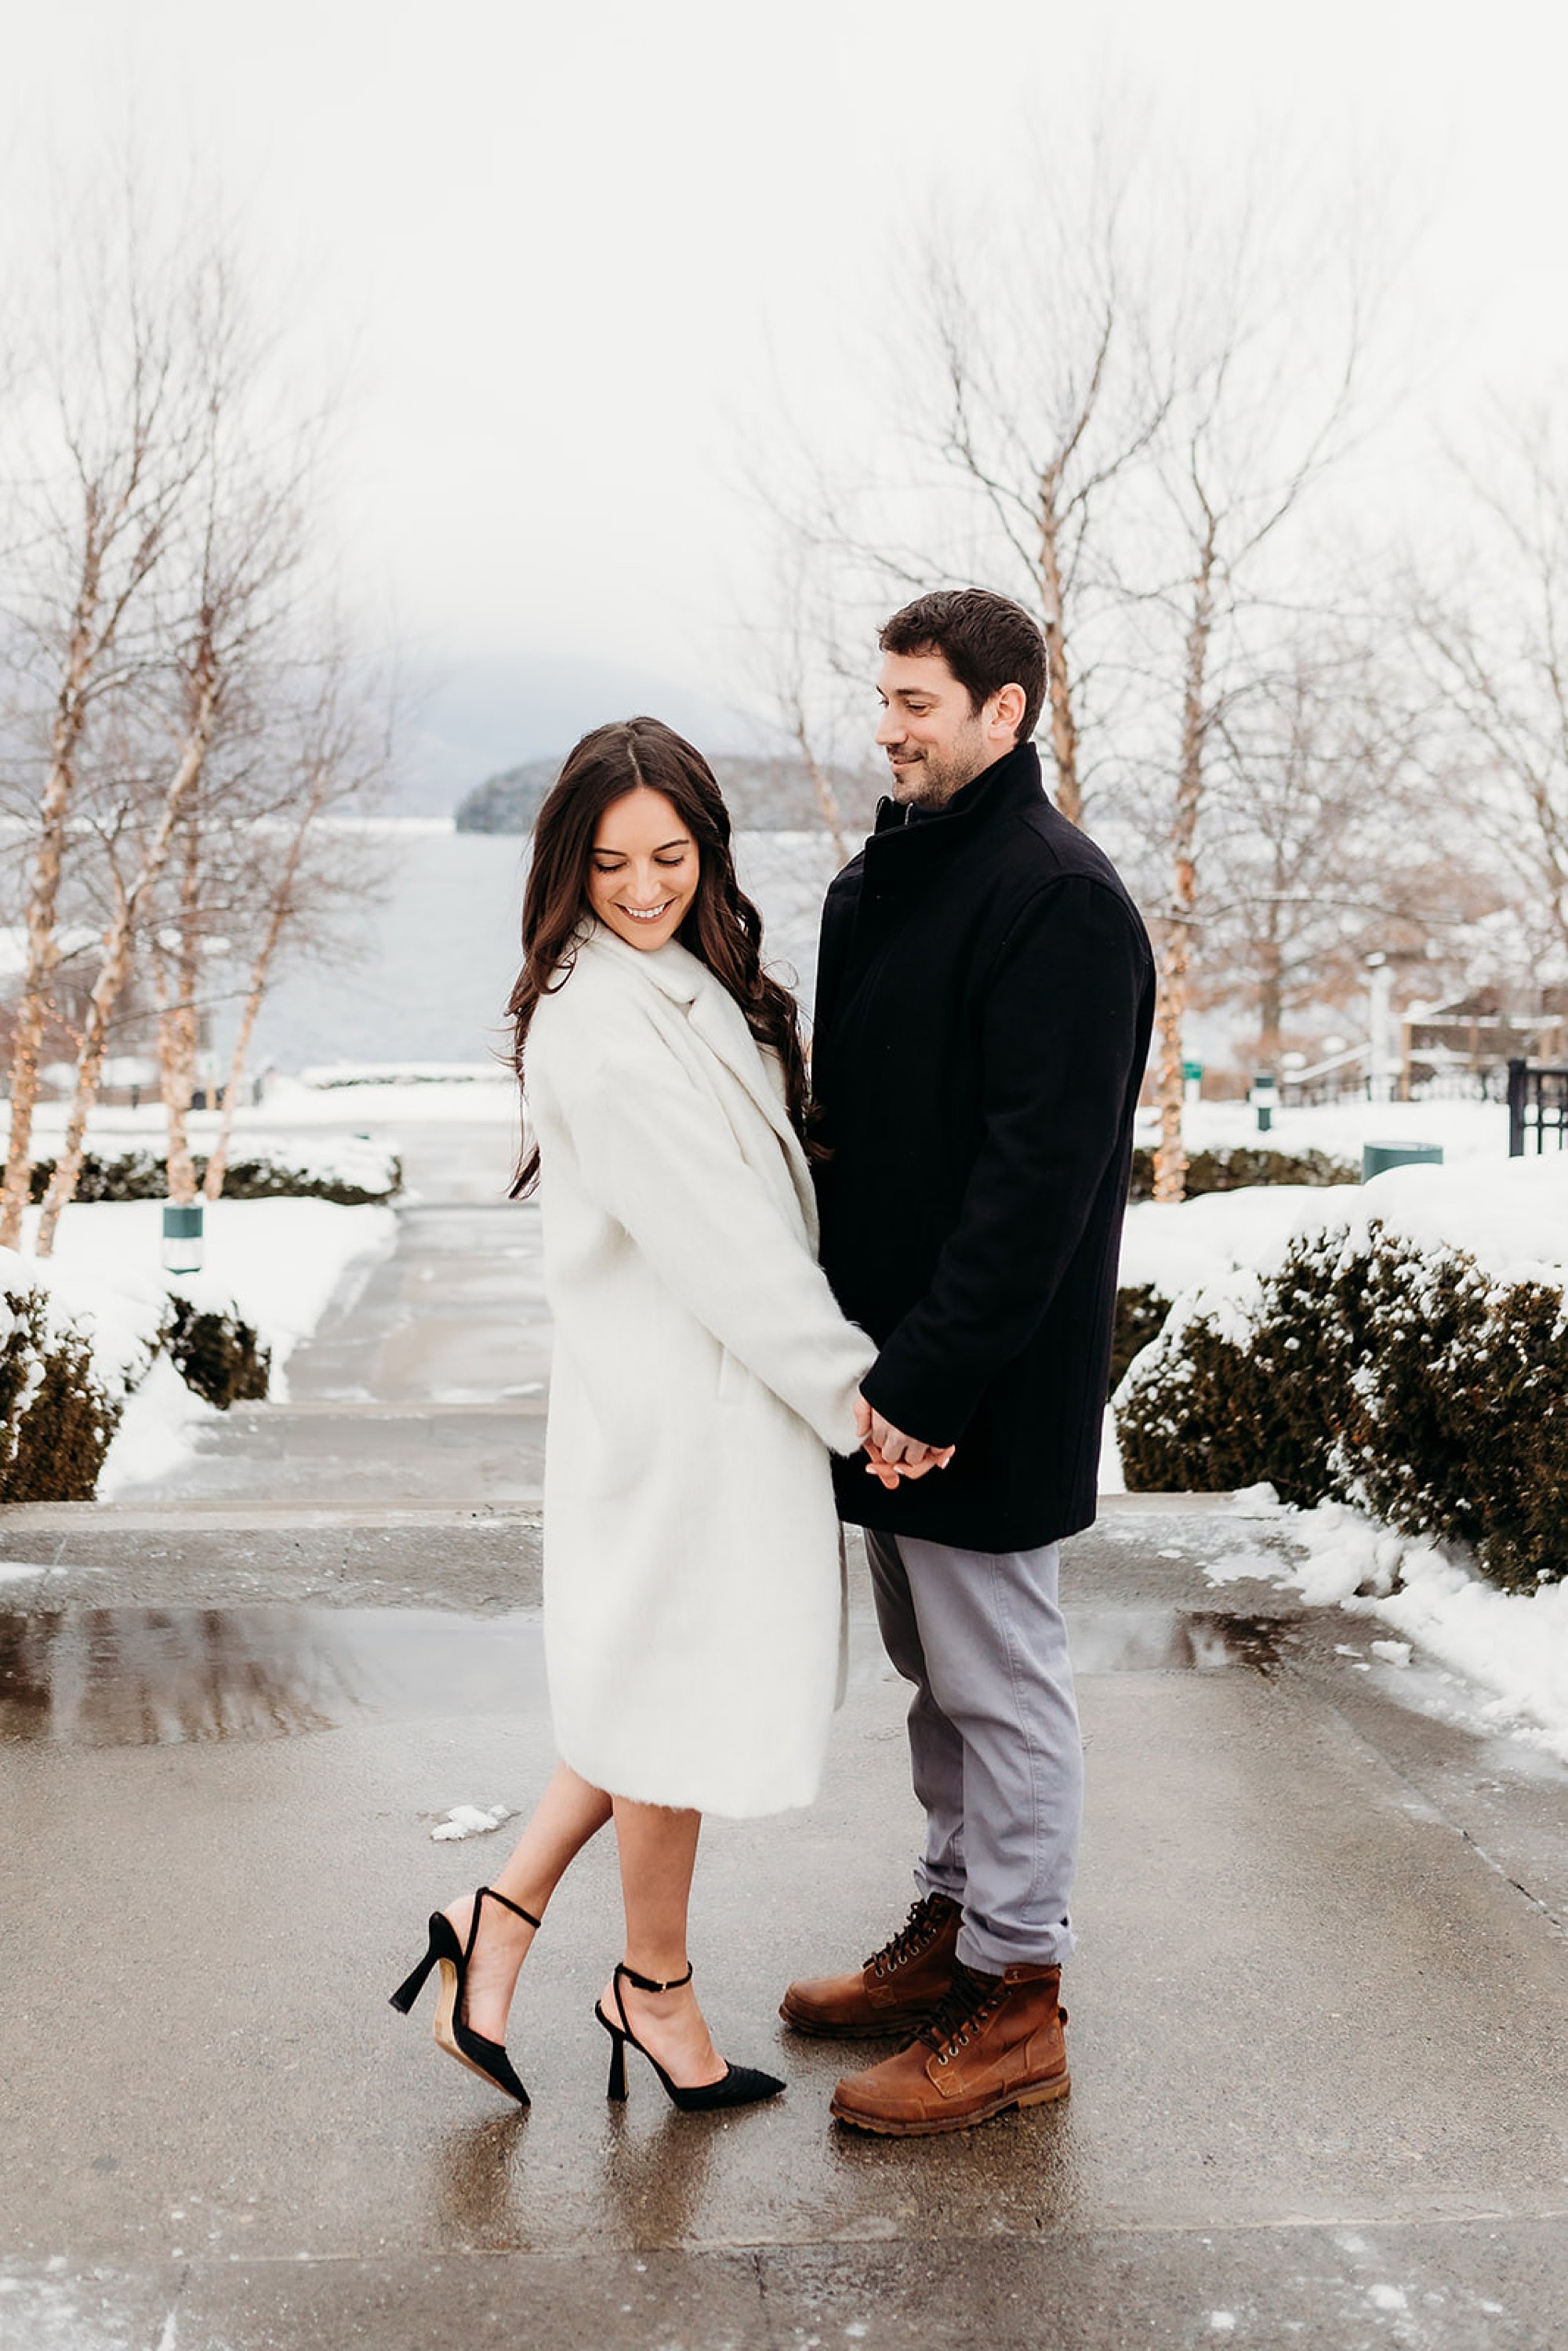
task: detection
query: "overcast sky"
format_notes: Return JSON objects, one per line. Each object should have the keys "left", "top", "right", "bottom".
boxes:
{"left": 7, "top": 0, "right": 1568, "bottom": 800}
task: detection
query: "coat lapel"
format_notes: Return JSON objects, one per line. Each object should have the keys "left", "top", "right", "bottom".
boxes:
{"left": 581, "top": 924, "right": 811, "bottom": 1185}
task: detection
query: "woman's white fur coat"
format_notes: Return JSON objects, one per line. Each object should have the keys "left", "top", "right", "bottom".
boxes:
{"left": 526, "top": 923, "right": 875, "bottom": 1818}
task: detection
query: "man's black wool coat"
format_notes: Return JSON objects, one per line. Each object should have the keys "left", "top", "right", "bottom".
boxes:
{"left": 812, "top": 738, "right": 1156, "bottom": 1554}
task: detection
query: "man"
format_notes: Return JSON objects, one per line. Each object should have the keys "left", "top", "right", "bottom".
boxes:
{"left": 782, "top": 587, "right": 1155, "bottom": 2136}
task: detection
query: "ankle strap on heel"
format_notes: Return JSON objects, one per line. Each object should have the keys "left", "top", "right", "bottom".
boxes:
{"left": 617, "top": 1960, "right": 694, "bottom": 1995}
{"left": 478, "top": 1886, "right": 543, "bottom": 1931}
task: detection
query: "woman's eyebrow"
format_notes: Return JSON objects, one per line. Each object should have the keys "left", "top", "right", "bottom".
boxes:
{"left": 592, "top": 836, "right": 692, "bottom": 858}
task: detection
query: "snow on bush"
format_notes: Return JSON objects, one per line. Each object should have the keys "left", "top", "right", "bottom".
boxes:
{"left": 1116, "top": 1158, "right": 1568, "bottom": 1592}
{"left": 0, "top": 1275, "right": 131, "bottom": 1502}
{"left": 2, "top": 1199, "right": 395, "bottom": 1498}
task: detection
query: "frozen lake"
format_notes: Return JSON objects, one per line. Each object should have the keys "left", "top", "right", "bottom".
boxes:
{"left": 229, "top": 825, "right": 845, "bottom": 1075}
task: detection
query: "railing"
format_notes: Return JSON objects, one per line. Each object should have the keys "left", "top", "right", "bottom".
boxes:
{"left": 1508, "top": 1059, "right": 1568, "bottom": 1156}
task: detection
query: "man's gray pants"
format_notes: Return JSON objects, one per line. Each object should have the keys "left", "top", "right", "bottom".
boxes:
{"left": 865, "top": 1529, "right": 1082, "bottom": 1975}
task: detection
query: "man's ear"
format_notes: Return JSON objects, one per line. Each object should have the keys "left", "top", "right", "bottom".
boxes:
{"left": 989, "top": 682, "right": 1027, "bottom": 741}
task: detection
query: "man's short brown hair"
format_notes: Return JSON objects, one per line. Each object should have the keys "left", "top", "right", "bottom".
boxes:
{"left": 879, "top": 588, "right": 1047, "bottom": 745}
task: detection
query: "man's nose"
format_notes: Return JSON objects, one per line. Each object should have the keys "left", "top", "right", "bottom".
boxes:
{"left": 875, "top": 711, "right": 903, "bottom": 746}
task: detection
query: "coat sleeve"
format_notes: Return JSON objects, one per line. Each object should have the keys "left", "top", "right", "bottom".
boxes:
{"left": 557, "top": 1031, "right": 876, "bottom": 1455}
{"left": 861, "top": 876, "right": 1152, "bottom": 1446}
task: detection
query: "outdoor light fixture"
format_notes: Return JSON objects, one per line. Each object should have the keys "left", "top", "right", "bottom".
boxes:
{"left": 162, "top": 1201, "right": 204, "bottom": 1275}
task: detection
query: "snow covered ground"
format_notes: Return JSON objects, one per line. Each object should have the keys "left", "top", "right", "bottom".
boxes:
{"left": 1212, "top": 1489, "right": 1568, "bottom": 1772}
{"left": 24, "top": 1070, "right": 517, "bottom": 1147}
{"left": 1134, "top": 1094, "right": 1511, "bottom": 1166}
{"left": 5, "top": 1197, "right": 396, "bottom": 1495}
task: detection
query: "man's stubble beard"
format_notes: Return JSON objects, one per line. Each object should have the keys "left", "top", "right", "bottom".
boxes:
{"left": 887, "top": 727, "right": 993, "bottom": 811}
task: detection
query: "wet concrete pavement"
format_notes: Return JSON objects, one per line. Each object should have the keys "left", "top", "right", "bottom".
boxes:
{"left": 5, "top": 1154, "right": 1568, "bottom": 2347}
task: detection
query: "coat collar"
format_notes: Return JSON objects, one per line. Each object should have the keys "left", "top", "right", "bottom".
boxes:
{"left": 577, "top": 923, "right": 807, "bottom": 1170}
{"left": 867, "top": 738, "right": 1047, "bottom": 865}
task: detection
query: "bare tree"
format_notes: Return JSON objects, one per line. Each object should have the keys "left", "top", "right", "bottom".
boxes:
{"left": 1133, "top": 212, "right": 1366, "bottom": 1199}
{"left": 201, "top": 653, "right": 394, "bottom": 1201}
{"left": 1413, "top": 415, "right": 1568, "bottom": 970}
{"left": 1197, "top": 640, "right": 1486, "bottom": 1064}
{"left": 31, "top": 250, "right": 321, "bottom": 1252}
{"left": 767, "top": 141, "right": 1168, "bottom": 828}
{"left": 0, "top": 207, "right": 203, "bottom": 1248}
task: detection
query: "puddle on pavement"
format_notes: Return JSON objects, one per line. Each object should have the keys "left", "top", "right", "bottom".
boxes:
{"left": 1065, "top": 1608, "right": 1292, "bottom": 1675}
{"left": 0, "top": 1606, "right": 545, "bottom": 1748}
{"left": 0, "top": 1602, "right": 1289, "bottom": 1748}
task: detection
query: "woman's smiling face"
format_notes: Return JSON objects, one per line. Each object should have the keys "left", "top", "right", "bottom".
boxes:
{"left": 587, "top": 785, "right": 700, "bottom": 952}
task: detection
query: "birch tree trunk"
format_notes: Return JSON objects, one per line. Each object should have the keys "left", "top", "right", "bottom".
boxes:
{"left": 792, "top": 722, "right": 848, "bottom": 867}
{"left": 158, "top": 812, "right": 205, "bottom": 1206}
{"left": 1152, "top": 532, "right": 1217, "bottom": 1204}
{"left": 201, "top": 793, "right": 319, "bottom": 1201}
{"left": 0, "top": 623, "right": 100, "bottom": 1249}
{"left": 1037, "top": 466, "right": 1083, "bottom": 827}
{"left": 34, "top": 665, "right": 219, "bottom": 1254}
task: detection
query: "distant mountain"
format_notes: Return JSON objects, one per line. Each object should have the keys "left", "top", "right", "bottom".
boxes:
{"left": 455, "top": 752, "right": 882, "bottom": 836}
{"left": 453, "top": 757, "right": 563, "bottom": 835}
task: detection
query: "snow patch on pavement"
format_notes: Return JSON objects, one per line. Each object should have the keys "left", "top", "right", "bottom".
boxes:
{"left": 1209, "top": 1489, "right": 1568, "bottom": 1765}
{"left": 430, "top": 1802, "right": 514, "bottom": 1841}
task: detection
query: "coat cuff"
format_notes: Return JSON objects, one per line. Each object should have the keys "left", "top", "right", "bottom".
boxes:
{"left": 858, "top": 1355, "right": 968, "bottom": 1451}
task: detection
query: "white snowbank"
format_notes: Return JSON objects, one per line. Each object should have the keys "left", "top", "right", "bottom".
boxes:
{"left": 1121, "top": 1153, "right": 1568, "bottom": 1306}
{"left": 3, "top": 1199, "right": 395, "bottom": 1495}
{"left": 1218, "top": 1490, "right": 1568, "bottom": 1765}
{"left": 1134, "top": 1096, "right": 1509, "bottom": 1166}
{"left": 1120, "top": 1185, "right": 1361, "bottom": 1300}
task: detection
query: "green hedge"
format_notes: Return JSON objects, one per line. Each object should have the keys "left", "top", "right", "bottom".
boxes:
{"left": 1109, "top": 1283, "right": 1171, "bottom": 1395}
{"left": 159, "top": 1297, "right": 273, "bottom": 1410}
{"left": 28, "top": 1150, "right": 401, "bottom": 1207}
{"left": 0, "top": 1290, "right": 126, "bottom": 1503}
{"left": 0, "top": 1287, "right": 273, "bottom": 1501}
{"left": 1127, "top": 1145, "right": 1357, "bottom": 1203}
{"left": 1115, "top": 1221, "right": 1568, "bottom": 1592}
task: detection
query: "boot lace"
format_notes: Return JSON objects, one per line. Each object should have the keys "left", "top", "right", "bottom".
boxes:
{"left": 864, "top": 1894, "right": 955, "bottom": 1981}
{"left": 916, "top": 1963, "right": 1008, "bottom": 2062}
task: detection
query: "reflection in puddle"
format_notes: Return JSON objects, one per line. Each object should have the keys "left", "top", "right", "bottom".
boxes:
{"left": 0, "top": 1606, "right": 544, "bottom": 1748}
{"left": 1065, "top": 1609, "right": 1290, "bottom": 1676}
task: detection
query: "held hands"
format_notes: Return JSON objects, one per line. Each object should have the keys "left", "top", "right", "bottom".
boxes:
{"left": 854, "top": 1396, "right": 956, "bottom": 1490}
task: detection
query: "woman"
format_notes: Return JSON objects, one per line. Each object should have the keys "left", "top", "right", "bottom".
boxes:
{"left": 391, "top": 717, "right": 930, "bottom": 2113}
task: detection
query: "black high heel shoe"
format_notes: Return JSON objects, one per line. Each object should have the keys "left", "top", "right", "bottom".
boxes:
{"left": 390, "top": 1885, "right": 540, "bottom": 2106}
{"left": 594, "top": 1961, "right": 785, "bottom": 2112}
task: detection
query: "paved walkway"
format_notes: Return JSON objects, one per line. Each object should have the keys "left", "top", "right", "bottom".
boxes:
{"left": 4, "top": 1136, "right": 1568, "bottom": 2349}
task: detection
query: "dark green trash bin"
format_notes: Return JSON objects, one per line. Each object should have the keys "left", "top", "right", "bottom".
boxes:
{"left": 1362, "top": 1141, "right": 1443, "bottom": 1183}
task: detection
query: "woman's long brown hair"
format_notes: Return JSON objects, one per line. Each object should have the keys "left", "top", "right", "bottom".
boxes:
{"left": 507, "top": 716, "right": 815, "bottom": 1196}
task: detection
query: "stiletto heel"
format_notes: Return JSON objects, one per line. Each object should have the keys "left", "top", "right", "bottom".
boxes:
{"left": 593, "top": 1962, "right": 784, "bottom": 2113}
{"left": 390, "top": 1885, "right": 541, "bottom": 2106}
{"left": 388, "top": 1925, "right": 444, "bottom": 2015}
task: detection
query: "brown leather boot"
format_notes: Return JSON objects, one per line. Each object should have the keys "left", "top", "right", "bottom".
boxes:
{"left": 829, "top": 1960, "right": 1069, "bottom": 2135}
{"left": 779, "top": 1892, "right": 962, "bottom": 2039}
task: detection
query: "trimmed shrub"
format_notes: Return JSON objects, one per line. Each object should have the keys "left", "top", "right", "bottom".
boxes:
{"left": 1109, "top": 1283, "right": 1171, "bottom": 1395}
{"left": 1127, "top": 1145, "right": 1358, "bottom": 1203}
{"left": 159, "top": 1297, "right": 272, "bottom": 1410}
{"left": 0, "top": 1290, "right": 125, "bottom": 1502}
{"left": 28, "top": 1149, "right": 401, "bottom": 1207}
{"left": 1116, "top": 1221, "right": 1568, "bottom": 1591}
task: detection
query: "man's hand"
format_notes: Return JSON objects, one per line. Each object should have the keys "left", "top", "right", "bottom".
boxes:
{"left": 855, "top": 1395, "right": 955, "bottom": 1486}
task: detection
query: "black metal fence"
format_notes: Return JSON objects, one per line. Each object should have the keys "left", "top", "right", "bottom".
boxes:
{"left": 1508, "top": 1059, "right": 1568, "bottom": 1156}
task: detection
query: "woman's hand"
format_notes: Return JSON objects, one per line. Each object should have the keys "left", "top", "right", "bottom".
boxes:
{"left": 854, "top": 1397, "right": 955, "bottom": 1488}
